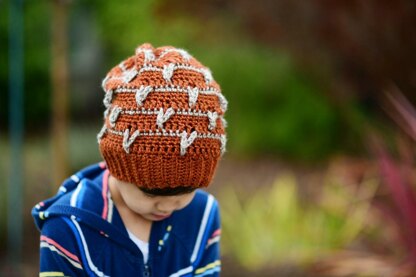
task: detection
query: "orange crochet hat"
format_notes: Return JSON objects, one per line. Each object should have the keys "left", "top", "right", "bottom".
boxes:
{"left": 98, "top": 43, "right": 227, "bottom": 190}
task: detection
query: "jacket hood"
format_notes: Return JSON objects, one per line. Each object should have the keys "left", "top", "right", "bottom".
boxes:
{"left": 32, "top": 162, "right": 215, "bottom": 255}
{"left": 32, "top": 162, "right": 110, "bottom": 232}
{"left": 32, "top": 162, "right": 158, "bottom": 254}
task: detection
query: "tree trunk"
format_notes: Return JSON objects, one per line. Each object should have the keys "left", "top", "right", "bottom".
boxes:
{"left": 51, "top": 0, "right": 70, "bottom": 190}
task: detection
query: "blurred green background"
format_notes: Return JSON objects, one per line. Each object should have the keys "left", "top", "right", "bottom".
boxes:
{"left": 2, "top": 0, "right": 416, "bottom": 276}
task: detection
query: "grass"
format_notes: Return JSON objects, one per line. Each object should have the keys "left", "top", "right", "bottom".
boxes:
{"left": 219, "top": 172, "right": 378, "bottom": 270}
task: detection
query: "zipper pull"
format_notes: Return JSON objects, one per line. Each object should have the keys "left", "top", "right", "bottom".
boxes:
{"left": 143, "top": 264, "right": 151, "bottom": 277}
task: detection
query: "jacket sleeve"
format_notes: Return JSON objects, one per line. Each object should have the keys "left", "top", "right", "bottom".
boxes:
{"left": 193, "top": 200, "right": 221, "bottom": 277}
{"left": 38, "top": 217, "right": 86, "bottom": 277}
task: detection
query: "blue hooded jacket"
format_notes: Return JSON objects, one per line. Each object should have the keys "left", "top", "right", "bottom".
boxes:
{"left": 32, "top": 163, "right": 221, "bottom": 277}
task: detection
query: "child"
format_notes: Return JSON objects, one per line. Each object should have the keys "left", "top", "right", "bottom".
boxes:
{"left": 32, "top": 43, "right": 227, "bottom": 277}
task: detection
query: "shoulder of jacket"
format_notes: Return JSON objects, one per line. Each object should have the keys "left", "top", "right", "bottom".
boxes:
{"left": 193, "top": 190, "right": 219, "bottom": 209}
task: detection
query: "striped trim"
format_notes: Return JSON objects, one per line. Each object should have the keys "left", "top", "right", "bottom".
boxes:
{"left": 118, "top": 61, "right": 127, "bottom": 71}
{"left": 41, "top": 236, "right": 81, "bottom": 262}
{"left": 135, "top": 48, "right": 155, "bottom": 62}
{"left": 39, "top": 272, "right": 65, "bottom": 277}
{"left": 106, "top": 63, "right": 214, "bottom": 83}
{"left": 107, "top": 127, "right": 224, "bottom": 141}
{"left": 191, "top": 195, "right": 215, "bottom": 263}
{"left": 101, "top": 170, "right": 110, "bottom": 221}
{"left": 70, "top": 216, "right": 109, "bottom": 277}
{"left": 99, "top": 161, "right": 106, "bottom": 169}
{"left": 35, "top": 201, "right": 45, "bottom": 210}
{"left": 40, "top": 242, "right": 82, "bottom": 269}
{"left": 70, "top": 181, "right": 83, "bottom": 207}
{"left": 158, "top": 225, "right": 173, "bottom": 251}
{"left": 168, "top": 265, "right": 193, "bottom": 277}
{"left": 206, "top": 229, "right": 221, "bottom": 248}
{"left": 205, "top": 237, "right": 220, "bottom": 249}
{"left": 67, "top": 181, "right": 109, "bottom": 277}
{"left": 39, "top": 212, "right": 48, "bottom": 220}
{"left": 58, "top": 186, "right": 67, "bottom": 193}
{"left": 70, "top": 175, "right": 80, "bottom": 183}
{"left": 195, "top": 260, "right": 221, "bottom": 275}
{"left": 210, "top": 229, "right": 221, "bottom": 238}
{"left": 158, "top": 48, "right": 192, "bottom": 61}
{"left": 107, "top": 193, "right": 114, "bottom": 223}
{"left": 195, "top": 266, "right": 221, "bottom": 277}
{"left": 137, "top": 63, "right": 212, "bottom": 83}
{"left": 113, "top": 85, "right": 225, "bottom": 112}
{"left": 114, "top": 107, "right": 224, "bottom": 119}
{"left": 114, "top": 85, "right": 221, "bottom": 96}
{"left": 40, "top": 236, "right": 82, "bottom": 269}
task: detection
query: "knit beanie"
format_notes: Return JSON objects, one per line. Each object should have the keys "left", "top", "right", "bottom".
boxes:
{"left": 98, "top": 43, "right": 227, "bottom": 190}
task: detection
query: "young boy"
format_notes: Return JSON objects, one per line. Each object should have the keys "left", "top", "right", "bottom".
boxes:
{"left": 32, "top": 43, "right": 227, "bottom": 277}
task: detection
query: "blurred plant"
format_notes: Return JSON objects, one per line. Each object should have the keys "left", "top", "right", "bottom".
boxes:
{"left": 1, "top": 0, "right": 353, "bottom": 160}
{"left": 372, "top": 89, "right": 416, "bottom": 268}
{"left": 0, "top": 136, "right": 8, "bottom": 250}
{"left": 197, "top": 44, "right": 343, "bottom": 160}
{"left": 168, "top": 0, "right": 416, "bottom": 161}
{"left": 219, "top": 172, "right": 378, "bottom": 270}
{"left": 0, "top": 0, "right": 201, "bottom": 129}
{"left": 93, "top": 0, "right": 361, "bottom": 160}
{"left": 0, "top": 1, "right": 51, "bottom": 130}
{"left": 173, "top": 0, "right": 416, "bottom": 110}
{"left": 314, "top": 88, "right": 416, "bottom": 277}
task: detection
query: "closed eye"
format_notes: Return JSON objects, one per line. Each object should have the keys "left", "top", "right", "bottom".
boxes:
{"left": 143, "top": 192, "right": 158, "bottom": 198}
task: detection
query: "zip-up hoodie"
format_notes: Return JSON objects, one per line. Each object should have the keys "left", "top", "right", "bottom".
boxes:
{"left": 32, "top": 163, "right": 221, "bottom": 277}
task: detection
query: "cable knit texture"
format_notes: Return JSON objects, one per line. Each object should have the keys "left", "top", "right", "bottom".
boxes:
{"left": 98, "top": 43, "right": 227, "bottom": 189}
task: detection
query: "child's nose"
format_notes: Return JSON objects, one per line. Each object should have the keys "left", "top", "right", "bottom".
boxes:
{"left": 156, "top": 199, "right": 179, "bottom": 213}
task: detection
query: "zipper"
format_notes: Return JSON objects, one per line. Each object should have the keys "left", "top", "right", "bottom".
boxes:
{"left": 143, "top": 263, "right": 151, "bottom": 277}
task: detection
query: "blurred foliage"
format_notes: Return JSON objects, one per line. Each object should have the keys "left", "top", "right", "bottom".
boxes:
{"left": 0, "top": 124, "right": 101, "bottom": 252}
{"left": 0, "top": 1, "right": 51, "bottom": 129}
{"left": 85, "top": 0, "right": 199, "bottom": 65}
{"left": 0, "top": 1, "right": 7, "bottom": 129}
{"left": 2, "top": 0, "right": 371, "bottom": 160}
{"left": 0, "top": 136, "right": 7, "bottom": 247}
{"left": 219, "top": 173, "right": 378, "bottom": 270}
{"left": 195, "top": 45, "right": 344, "bottom": 159}
{"left": 164, "top": 0, "right": 416, "bottom": 159}
{"left": 172, "top": 0, "right": 416, "bottom": 107}
{"left": 83, "top": 0, "right": 351, "bottom": 160}
{"left": 373, "top": 91, "right": 416, "bottom": 267}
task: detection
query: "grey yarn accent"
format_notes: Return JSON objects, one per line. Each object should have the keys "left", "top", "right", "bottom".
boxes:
{"left": 207, "top": 111, "right": 218, "bottom": 131}
{"left": 220, "top": 117, "right": 228, "bottom": 128}
{"left": 220, "top": 134, "right": 227, "bottom": 155}
{"left": 109, "top": 106, "right": 123, "bottom": 127}
{"left": 201, "top": 68, "right": 213, "bottom": 84}
{"left": 97, "top": 125, "right": 107, "bottom": 144}
{"left": 218, "top": 94, "right": 228, "bottom": 112}
{"left": 122, "top": 69, "right": 138, "bottom": 83}
{"left": 180, "top": 131, "right": 198, "bottom": 156}
{"left": 122, "top": 129, "right": 140, "bottom": 154}
{"left": 156, "top": 108, "right": 175, "bottom": 129}
{"left": 187, "top": 87, "right": 199, "bottom": 108}
{"left": 135, "top": 86, "right": 153, "bottom": 106}
{"left": 103, "top": 90, "right": 114, "bottom": 108}
{"left": 162, "top": 63, "right": 176, "bottom": 82}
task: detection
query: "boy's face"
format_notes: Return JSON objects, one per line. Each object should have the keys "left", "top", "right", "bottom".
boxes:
{"left": 110, "top": 176, "right": 196, "bottom": 222}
